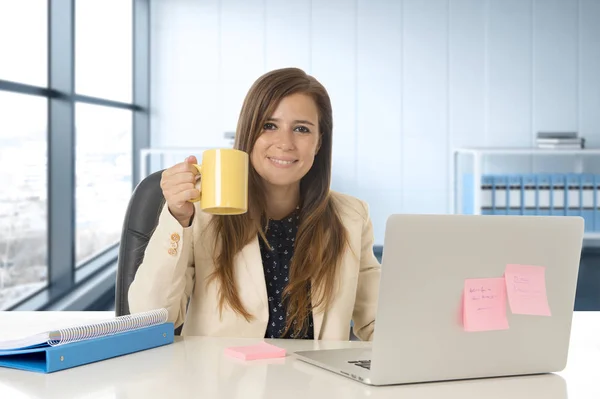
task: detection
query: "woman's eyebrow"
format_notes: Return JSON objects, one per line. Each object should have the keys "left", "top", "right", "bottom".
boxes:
{"left": 266, "top": 118, "right": 315, "bottom": 126}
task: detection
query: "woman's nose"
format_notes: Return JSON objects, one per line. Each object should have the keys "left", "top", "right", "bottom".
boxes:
{"left": 275, "top": 128, "right": 295, "bottom": 150}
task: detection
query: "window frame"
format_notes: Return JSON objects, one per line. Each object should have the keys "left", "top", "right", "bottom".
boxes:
{"left": 0, "top": 0, "right": 149, "bottom": 311}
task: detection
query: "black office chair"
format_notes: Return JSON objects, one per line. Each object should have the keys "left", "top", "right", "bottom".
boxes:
{"left": 115, "top": 169, "right": 165, "bottom": 316}
{"left": 115, "top": 169, "right": 186, "bottom": 334}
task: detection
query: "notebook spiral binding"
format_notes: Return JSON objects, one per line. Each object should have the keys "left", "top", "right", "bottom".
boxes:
{"left": 47, "top": 308, "right": 169, "bottom": 347}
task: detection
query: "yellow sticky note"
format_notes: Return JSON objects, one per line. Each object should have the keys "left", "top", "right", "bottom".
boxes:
{"left": 463, "top": 278, "right": 510, "bottom": 332}
{"left": 504, "top": 264, "right": 551, "bottom": 316}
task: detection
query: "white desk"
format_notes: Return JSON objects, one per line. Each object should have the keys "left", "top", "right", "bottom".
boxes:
{"left": 0, "top": 311, "right": 598, "bottom": 399}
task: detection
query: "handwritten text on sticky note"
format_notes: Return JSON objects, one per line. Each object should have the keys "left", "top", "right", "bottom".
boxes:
{"left": 504, "top": 264, "right": 551, "bottom": 316}
{"left": 463, "top": 278, "right": 510, "bottom": 332}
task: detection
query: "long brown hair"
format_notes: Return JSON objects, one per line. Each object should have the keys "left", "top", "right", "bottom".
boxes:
{"left": 207, "top": 67, "right": 348, "bottom": 337}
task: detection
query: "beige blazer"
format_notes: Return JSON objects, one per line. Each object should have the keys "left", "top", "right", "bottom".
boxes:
{"left": 128, "top": 191, "right": 381, "bottom": 341}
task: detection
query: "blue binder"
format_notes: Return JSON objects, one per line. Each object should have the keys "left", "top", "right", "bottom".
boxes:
{"left": 550, "top": 174, "right": 566, "bottom": 216}
{"left": 522, "top": 174, "right": 537, "bottom": 216}
{"left": 566, "top": 173, "right": 581, "bottom": 218}
{"left": 492, "top": 175, "right": 508, "bottom": 215}
{"left": 581, "top": 174, "right": 595, "bottom": 232}
{"left": 0, "top": 323, "right": 174, "bottom": 373}
{"left": 537, "top": 174, "right": 551, "bottom": 216}
{"left": 481, "top": 175, "right": 493, "bottom": 215}
{"left": 507, "top": 175, "right": 522, "bottom": 215}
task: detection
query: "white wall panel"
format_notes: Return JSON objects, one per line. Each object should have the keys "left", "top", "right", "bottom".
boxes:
{"left": 310, "top": 0, "right": 357, "bottom": 194}
{"left": 356, "top": 0, "right": 403, "bottom": 244}
{"left": 486, "top": 0, "right": 532, "bottom": 173}
{"left": 220, "top": 0, "right": 265, "bottom": 134}
{"left": 533, "top": 0, "right": 579, "bottom": 173}
{"left": 449, "top": 0, "right": 486, "bottom": 148}
{"left": 580, "top": 0, "right": 600, "bottom": 172}
{"left": 151, "top": 0, "right": 221, "bottom": 148}
{"left": 401, "top": 0, "right": 449, "bottom": 214}
{"left": 265, "top": 0, "right": 311, "bottom": 72}
{"left": 534, "top": 0, "right": 578, "bottom": 133}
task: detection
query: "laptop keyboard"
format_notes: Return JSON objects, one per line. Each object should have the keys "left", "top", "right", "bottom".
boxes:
{"left": 348, "top": 360, "right": 371, "bottom": 370}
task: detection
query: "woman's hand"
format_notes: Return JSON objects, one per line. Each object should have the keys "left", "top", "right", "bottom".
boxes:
{"left": 160, "top": 155, "right": 200, "bottom": 227}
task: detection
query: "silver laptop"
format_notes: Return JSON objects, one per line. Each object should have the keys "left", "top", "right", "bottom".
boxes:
{"left": 294, "top": 214, "right": 584, "bottom": 386}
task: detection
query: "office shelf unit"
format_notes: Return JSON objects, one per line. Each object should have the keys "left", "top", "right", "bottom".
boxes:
{"left": 450, "top": 147, "right": 600, "bottom": 240}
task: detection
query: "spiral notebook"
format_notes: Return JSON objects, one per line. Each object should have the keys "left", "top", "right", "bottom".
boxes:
{"left": 0, "top": 309, "right": 174, "bottom": 373}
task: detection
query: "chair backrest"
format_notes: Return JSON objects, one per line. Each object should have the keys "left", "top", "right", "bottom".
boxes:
{"left": 115, "top": 170, "right": 165, "bottom": 316}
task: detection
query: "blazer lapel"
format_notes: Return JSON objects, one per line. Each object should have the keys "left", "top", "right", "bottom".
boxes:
{"left": 240, "top": 236, "right": 268, "bottom": 315}
{"left": 310, "top": 204, "right": 363, "bottom": 340}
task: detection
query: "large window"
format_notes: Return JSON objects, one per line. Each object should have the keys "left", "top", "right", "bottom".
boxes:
{"left": 0, "top": 1, "right": 47, "bottom": 86}
{"left": 0, "top": 0, "right": 149, "bottom": 311}
{"left": 75, "top": 0, "right": 133, "bottom": 102}
{"left": 0, "top": 92, "right": 48, "bottom": 310}
{"left": 76, "top": 104, "right": 132, "bottom": 265}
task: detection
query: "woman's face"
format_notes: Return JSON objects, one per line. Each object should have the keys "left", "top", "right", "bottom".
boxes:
{"left": 251, "top": 93, "right": 320, "bottom": 190}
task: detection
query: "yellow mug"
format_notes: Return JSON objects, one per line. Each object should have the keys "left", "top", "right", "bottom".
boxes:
{"left": 188, "top": 148, "right": 249, "bottom": 215}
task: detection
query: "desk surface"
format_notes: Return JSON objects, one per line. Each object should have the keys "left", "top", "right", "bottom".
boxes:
{"left": 0, "top": 311, "right": 598, "bottom": 399}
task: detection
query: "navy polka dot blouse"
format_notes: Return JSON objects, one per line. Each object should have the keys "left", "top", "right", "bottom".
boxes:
{"left": 258, "top": 207, "right": 314, "bottom": 339}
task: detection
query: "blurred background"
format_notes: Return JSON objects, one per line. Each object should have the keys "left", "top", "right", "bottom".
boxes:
{"left": 1, "top": 0, "right": 599, "bottom": 312}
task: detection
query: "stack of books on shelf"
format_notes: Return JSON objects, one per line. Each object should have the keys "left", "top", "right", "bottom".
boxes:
{"left": 536, "top": 132, "right": 584, "bottom": 149}
{"left": 462, "top": 173, "right": 600, "bottom": 233}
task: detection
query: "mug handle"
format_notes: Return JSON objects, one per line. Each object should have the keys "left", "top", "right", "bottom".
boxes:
{"left": 188, "top": 164, "right": 202, "bottom": 203}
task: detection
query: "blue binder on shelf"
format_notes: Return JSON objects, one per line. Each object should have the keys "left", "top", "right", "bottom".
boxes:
{"left": 0, "top": 309, "right": 174, "bottom": 373}
{"left": 492, "top": 175, "right": 508, "bottom": 215}
{"left": 566, "top": 173, "right": 581, "bottom": 219}
{"left": 581, "top": 174, "right": 595, "bottom": 232}
{"left": 537, "top": 174, "right": 551, "bottom": 216}
{"left": 550, "top": 174, "right": 566, "bottom": 217}
{"left": 481, "top": 175, "right": 493, "bottom": 215}
{"left": 522, "top": 174, "right": 537, "bottom": 216}
{"left": 507, "top": 175, "right": 522, "bottom": 215}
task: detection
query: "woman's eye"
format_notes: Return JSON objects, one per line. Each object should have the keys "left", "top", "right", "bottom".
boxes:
{"left": 294, "top": 126, "right": 310, "bottom": 133}
{"left": 263, "top": 123, "right": 276, "bottom": 130}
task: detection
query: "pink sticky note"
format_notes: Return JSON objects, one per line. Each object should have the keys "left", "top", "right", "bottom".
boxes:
{"left": 224, "top": 342, "right": 286, "bottom": 361}
{"left": 504, "top": 264, "right": 551, "bottom": 316}
{"left": 463, "top": 278, "right": 510, "bottom": 332}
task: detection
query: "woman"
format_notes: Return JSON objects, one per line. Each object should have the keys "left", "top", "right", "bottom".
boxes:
{"left": 128, "top": 67, "right": 381, "bottom": 341}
